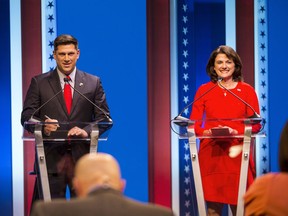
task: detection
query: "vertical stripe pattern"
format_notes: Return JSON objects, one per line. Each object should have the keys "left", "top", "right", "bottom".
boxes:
{"left": 42, "top": 0, "right": 57, "bottom": 73}
{"left": 254, "top": 0, "right": 269, "bottom": 175}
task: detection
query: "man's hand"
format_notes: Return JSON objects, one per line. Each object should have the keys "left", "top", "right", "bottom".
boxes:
{"left": 68, "top": 126, "right": 88, "bottom": 138}
{"left": 44, "top": 118, "right": 59, "bottom": 136}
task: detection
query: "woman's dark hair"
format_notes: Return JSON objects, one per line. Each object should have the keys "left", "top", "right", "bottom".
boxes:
{"left": 53, "top": 34, "right": 78, "bottom": 51}
{"left": 279, "top": 121, "right": 288, "bottom": 172}
{"left": 206, "top": 45, "right": 243, "bottom": 83}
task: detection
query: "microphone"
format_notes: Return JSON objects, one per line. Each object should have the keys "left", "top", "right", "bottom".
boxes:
{"left": 217, "top": 78, "right": 261, "bottom": 119}
{"left": 173, "top": 80, "right": 220, "bottom": 126}
{"left": 29, "top": 88, "right": 64, "bottom": 122}
{"left": 64, "top": 77, "right": 113, "bottom": 123}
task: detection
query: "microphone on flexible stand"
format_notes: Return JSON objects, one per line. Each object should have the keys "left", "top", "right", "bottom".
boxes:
{"left": 217, "top": 78, "right": 261, "bottom": 119}
{"left": 24, "top": 87, "right": 64, "bottom": 133}
{"left": 29, "top": 88, "right": 64, "bottom": 123}
{"left": 172, "top": 79, "right": 221, "bottom": 127}
{"left": 217, "top": 78, "right": 262, "bottom": 157}
{"left": 63, "top": 77, "right": 113, "bottom": 123}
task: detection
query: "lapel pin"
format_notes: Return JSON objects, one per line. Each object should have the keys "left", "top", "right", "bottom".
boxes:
{"left": 79, "top": 83, "right": 83, "bottom": 87}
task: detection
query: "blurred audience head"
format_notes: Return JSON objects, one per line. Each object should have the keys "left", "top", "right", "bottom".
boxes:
{"left": 73, "top": 153, "right": 126, "bottom": 198}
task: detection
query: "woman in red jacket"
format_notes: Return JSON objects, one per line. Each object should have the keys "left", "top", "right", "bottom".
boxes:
{"left": 190, "top": 45, "right": 261, "bottom": 216}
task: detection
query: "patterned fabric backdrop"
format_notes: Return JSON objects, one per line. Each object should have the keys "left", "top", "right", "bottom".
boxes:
{"left": 254, "top": 0, "right": 269, "bottom": 176}
{"left": 43, "top": 0, "right": 57, "bottom": 72}
{"left": 177, "top": 1, "right": 198, "bottom": 215}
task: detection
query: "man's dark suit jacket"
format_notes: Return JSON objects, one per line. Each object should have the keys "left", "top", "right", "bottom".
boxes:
{"left": 21, "top": 69, "right": 111, "bottom": 172}
{"left": 30, "top": 187, "right": 175, "bottom": 216}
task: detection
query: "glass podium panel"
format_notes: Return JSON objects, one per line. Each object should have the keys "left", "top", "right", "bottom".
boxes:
{"left": 171, "top": 117, "right": 265, "bottom": 216}
{"left": 22, "top": 120, "right": 113, "bottom": 213}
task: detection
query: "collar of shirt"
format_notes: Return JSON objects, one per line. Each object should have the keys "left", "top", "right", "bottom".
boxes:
{"left": 87, "top": 184, "right": 114, "bottom": 195}
{"left": 57, "top": 67, "right": 76, "bottom": 95}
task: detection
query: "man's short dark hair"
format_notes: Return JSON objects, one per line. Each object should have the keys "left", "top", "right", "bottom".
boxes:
{"left": 54, "top": 34, "right": 78, "bottom": 51}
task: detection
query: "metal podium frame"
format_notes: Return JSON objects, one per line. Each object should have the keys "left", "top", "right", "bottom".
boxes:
{"left": 23, "top": 121, "right": 112, "bottom": 201}
{"left": 172, "top": 117, "right": 265, "bottom": 216}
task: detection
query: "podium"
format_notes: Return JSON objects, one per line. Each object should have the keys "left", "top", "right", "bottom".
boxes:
{"left": 23, "top": 121, "right": 113, "bottom": 201}
{"left": 172, "top": 117, "right": 265, "bottom": 216}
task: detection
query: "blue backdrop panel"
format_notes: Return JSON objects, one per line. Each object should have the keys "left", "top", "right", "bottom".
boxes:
{"left": 267, "top": 0, "right": 288, "bottom": 171}
{"left": 0, "top": 0, "right": 13, "bottom": 215}
{"left": 56, "top": 0, "right": 148, "bottom": 201}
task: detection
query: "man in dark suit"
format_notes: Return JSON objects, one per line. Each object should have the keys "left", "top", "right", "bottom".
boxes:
{"left": 21, "top": 34, "right": 111, "bottom": 199}
{"left": 30, "top": 153, "right": 175, "bottom": 216}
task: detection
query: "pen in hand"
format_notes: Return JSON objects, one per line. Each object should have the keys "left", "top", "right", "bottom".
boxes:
{"left": 45, "top": 115, "right": 60, "bottom": 127}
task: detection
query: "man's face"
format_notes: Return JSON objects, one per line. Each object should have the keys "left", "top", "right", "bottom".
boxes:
{"left": 53, "top": 44, "right": 80, "bottom": 75}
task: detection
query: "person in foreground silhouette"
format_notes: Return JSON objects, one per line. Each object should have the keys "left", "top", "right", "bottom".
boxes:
{"left": 30, "top": 153, "right": 175, "bottom": 216}
{"left": 244, "top": 121, "right": 288, "bottom": 216}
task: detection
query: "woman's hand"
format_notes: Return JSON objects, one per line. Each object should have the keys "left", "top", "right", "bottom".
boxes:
{"left": 203, "top": 129, "right": 212, "bottom": 136}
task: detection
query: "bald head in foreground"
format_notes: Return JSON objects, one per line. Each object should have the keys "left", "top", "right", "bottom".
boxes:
{"left": 30, "top": 153, "right": 175, "bottom": 216}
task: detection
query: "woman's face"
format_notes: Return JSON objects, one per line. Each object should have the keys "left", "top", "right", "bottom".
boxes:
{"left": 213, "top": 53, "right": 235, "bottom": 80}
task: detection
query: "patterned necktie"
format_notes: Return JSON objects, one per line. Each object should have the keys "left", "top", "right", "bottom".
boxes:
{"left": 64, "top": 76, "right": 72, "bottom": 114}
